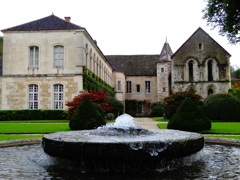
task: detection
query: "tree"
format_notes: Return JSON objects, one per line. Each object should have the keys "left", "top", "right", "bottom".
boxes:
{"left": 66, "top": 90, "right": 113, "bottom": 114}
{"left": 163, "top": 90, "right": 203, "bottom": 119}
{"left": 69, "top": 97, "right": 106, "bottom": 130}
{"left": 167, "top": 98, "right": 211, "bottom": 132}
{"left": 202, "top": 0, "right": 240, "bottom": 44}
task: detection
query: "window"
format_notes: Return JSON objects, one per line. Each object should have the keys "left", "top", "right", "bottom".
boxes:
{"left": 53, "top": 84, "right": 64, "bottom": 109}
{"left": 117, "top": 81, "right": 121, "bottom": 91}
{"left": 198, "top": 43, "right": 203, "bottom": 50}
{"left": 145, "top": 81, "right": 150, "bottom": 93}
{"left": 163, "top": 87, "right": 166, "bottom": 92}
{"left": 136, "top": 84, "right": 140, "bottom": 93}
{"left": 54, "top": 46, "right": 64, "bottom": 67}
{"left": 28, "top": 84, "right": 38, "bottom": 109}
{"left": 29, "top": 46, "right": 39, "bottom": 67}
{"left": 161, "top": 68, "right": 164, "bottom": 73}
{"left": 208, "top": 61, "right": 213, "bottom": 81}
{"left": 189, "top": 61, "right": 193, "bottom": 82}
{"left": 126, "top": 81, "right": 132, "bottom": 93}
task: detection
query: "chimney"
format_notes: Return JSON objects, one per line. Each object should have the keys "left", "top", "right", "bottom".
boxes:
{"left": 64, "top": 17, "right": 71, "bottom": 22}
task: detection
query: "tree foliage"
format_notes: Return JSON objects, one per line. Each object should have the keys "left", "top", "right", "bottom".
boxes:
{"left": 202, "top": 0, "right": 240, "bottom": 44}
{"left": 69, "top": 97, "right": 106, "bottom": 130}
{"left": 203, "top": 93, "right": 240, "bottom": 121}
{"left": 167, "top": 98, "right": 211, "bottom": 132}
{"left": 66, "top": 90, "right": 113, "bottom": 114}
{"left": 163, "top": 90, "right": 203, "bottom": 119}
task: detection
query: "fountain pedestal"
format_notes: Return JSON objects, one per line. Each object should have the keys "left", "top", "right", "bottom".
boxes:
{"left": 42, "top": 129, "right": 204, "bottom": 172}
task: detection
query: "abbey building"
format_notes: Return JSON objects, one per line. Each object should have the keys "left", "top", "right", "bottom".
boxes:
{"left": 0, "top": 15, "right": 231, "bottom": 116}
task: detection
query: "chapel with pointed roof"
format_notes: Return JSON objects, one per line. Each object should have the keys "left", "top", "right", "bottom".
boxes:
{"left": 0, "top": 15, "right": 231, "bottom": 116}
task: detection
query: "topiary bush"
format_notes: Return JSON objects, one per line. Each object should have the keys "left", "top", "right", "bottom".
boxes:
{"left": 202, "top": 93, "right": 240, "bottom": 121}
{"left": 163, "top": 90, "right": 203, "bottom": 119}
{"left": 150, "top": 102, "right": 164, "bottom": 117}
{"left": 69, "top": 97, "right": 106, "bottom": 130}
{"left": 167, "top": 98, "right": 211, "bottom": 132}
{"left": 106, "top": 113, "right": 115, "bottom": 120}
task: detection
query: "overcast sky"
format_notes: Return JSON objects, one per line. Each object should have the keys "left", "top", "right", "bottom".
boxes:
{"left": 1, "top": 0, "right": 240, "bottom": 67}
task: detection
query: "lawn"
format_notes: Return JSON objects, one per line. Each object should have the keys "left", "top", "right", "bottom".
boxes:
{"left": 0, "top": 135, "right": 43, "bottom": 141}
{"left": 0, "top": 123, "right": 70, "bottom": 134}
{"left": 0, "top": 120, "right": 69, "bottom": 123}
{"left": 157, "top": 122, "right": 240, "bottom": 134}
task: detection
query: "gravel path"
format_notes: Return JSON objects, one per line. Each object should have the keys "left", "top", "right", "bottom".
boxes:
{"left": 133, "top": 117, "right": 163, "bottom": 129}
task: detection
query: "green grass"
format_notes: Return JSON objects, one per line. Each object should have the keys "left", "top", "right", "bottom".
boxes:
{"left": 200, "top": 122, "right": 240, "bottom": 134}
{"left": 0, "top": 123, "right": 70, "bottom": 133}
{"left": 0, "top": 135, "right": 43, "bottom": 141}
{"left": 158, "top": 122, "right": 240, "bottom": 134}
{"left": 205, "top": 135, "right": 240, "bottom": 139}
{"left": 0, "top": 120, "right": 69, "bottom": 123}
{"left": 152, "top": 117, "right": 169, "bottom": 122}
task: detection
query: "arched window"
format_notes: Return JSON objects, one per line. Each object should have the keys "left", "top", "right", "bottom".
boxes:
{"left": 28, "top": 84, "right": 38, "bottom": 109}
{"left": 29, "top": 46, "right": 39, "bottom": 67}
{"left": 188, "top": 61, "right": 194, "bottom": 82}
{"left": 53, "top": 84, "right": 64, "bottom": 109}
{"left": 53, "top": 45, "right": 64, "bottom": 67}
{"left": 208, "top": 89, "right": 213, "bottom": 96}
{"left": 208, "top": 61, "right": 213, "bottom": 81}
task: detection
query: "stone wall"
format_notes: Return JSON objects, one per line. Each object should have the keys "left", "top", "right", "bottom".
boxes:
{"left": 0, "top": 75, "right": 82, "bottom": 110}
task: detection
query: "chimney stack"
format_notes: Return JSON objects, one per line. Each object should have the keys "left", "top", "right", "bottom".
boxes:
{"left": 64, "top": 17, "right": 71, "bottom": 22}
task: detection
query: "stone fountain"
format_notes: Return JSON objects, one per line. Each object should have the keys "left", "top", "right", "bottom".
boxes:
{"left": 42, "top": 114, "right": 204, "bottom": 172}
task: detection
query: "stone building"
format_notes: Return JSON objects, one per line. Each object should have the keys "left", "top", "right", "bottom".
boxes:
{"left": 171, "top": 27, "right": 231, "bottom": 97}
{"left": 0, "top": 15, "right": 231, "bottom": 116}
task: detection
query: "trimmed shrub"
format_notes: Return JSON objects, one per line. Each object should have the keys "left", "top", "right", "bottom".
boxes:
{"left": 150, "top": 102, "right": 164, "bottom": 117}
{"left": 106, "top": 113, "right": 115, "bottom": 120}
{"left": 0, "top": 110, "right": 68, "bottom": 121}
{"left": 163, "top": 90, "right": 203, "bottom": 119}
{"left": 108, "top": 96, "right": 124, "bottom": 117}
{"left": 69, "top": 98, "right": 106, "bottom": 130}
{"left": 202, "top": 93, "right": 240, "bottom": 121}
{"left": 167, "top": 98, "right": 211, "bottom": 132}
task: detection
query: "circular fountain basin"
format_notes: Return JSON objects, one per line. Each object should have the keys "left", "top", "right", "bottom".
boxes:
{"left": 42, "top": 128, "right": 204, "bottom": 171}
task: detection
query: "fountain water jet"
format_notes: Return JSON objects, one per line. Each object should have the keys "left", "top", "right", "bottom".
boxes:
{"left": 42, "top": 114, "right": 204, "bottom": 172}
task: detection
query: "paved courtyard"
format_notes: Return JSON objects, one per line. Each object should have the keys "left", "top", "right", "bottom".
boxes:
{"left": 133, "top": 117, "right": 163, "bottom": 129}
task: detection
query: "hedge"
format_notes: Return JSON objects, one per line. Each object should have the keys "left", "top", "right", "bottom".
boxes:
{"left": 0, "top": 110, "right": 68, "bottom": 121}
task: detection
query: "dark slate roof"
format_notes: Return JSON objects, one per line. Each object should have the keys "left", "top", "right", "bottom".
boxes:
{"left": 1, "top": 14, "right": 84, "bottom": 32}
{"left": 157, "top": 41, "right": 173, "bottom": 62}
{"left": 106, "top": 55, "right": 159, "bottom": 76}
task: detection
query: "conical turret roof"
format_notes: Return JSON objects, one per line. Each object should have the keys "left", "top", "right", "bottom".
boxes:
{"left": 158, "top": 40, "right": 173, "bottom": 62}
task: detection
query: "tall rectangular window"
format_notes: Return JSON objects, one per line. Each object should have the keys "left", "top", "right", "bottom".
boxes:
{"left": 53, "top": 84, "right": 64, "bottom": 109}
{"left": 54, "top": 46, "right": 64, "bottom": 67}
{"left": 29, "top": 46, "right": 39, "bottom": 67}
{"left": 28, "top": 84, "right": 38, "bottom": 109}
{"left": 117, "top": 81, "right": 121, "bottom": 91}
{"left": 145, "top": 81, "right": 150, "bottom": 93}
{"left": 136, "top": 84, "right": 140, "bottom": 93}
{"left": 126, "top": 81, "right": 132, "bottom": 93}
{"left": 161, "top": 68, "right": 164, "bottom": 73}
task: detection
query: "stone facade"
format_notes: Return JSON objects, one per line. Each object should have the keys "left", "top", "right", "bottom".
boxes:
{"left": 171, "top": 28, "right": 231, "bottom": 98}
{"left": 1, "top": 15, "right": 112, "bottom": 110}
{"left": 0, "top": 15, "right": 231, "bottom": 116}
